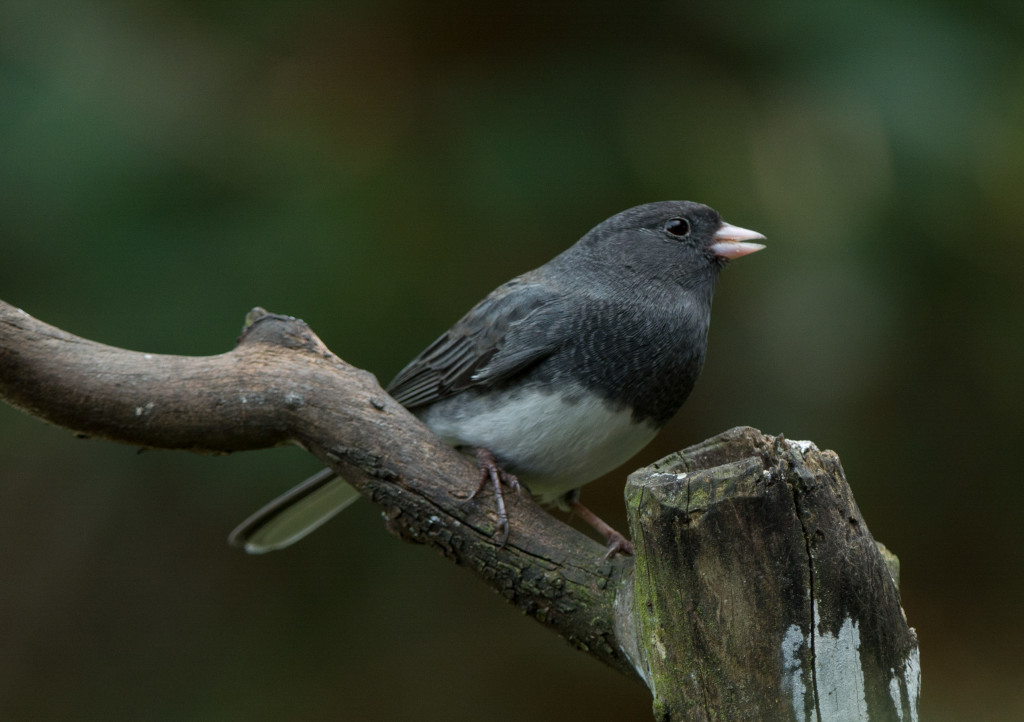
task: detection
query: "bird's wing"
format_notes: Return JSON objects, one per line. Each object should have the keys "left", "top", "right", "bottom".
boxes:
{"left": 386, "top": 276, "right": 568, "bottom": 408}
{"left": 228, "top": 277, "right": 570, "bottom": 554}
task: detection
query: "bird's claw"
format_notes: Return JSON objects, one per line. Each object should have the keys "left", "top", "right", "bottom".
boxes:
{"left": 463, "top": 448, "right": 519, "bottom": 547}
{"left": 602, "top": 531, "right": 634, "bottom": 559}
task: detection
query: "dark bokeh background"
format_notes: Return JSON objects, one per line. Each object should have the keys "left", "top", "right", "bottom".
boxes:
{"left": 2, "top": 1, "right": 1022, "bottom": 719}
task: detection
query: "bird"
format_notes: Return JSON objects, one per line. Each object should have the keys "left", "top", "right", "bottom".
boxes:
{"left": 229, "top": 201, "right": 765, "bottom": 557}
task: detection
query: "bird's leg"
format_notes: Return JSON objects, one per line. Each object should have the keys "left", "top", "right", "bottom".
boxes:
{"left": 464, "top": 447, "right": 520, "bottom": 546}
{"left": 568, "top": 499, "right": 634, "bottom": 558}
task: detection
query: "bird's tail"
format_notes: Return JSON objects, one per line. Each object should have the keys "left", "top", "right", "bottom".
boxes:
{"left": 228, "top": 468, "right": 362, "bottom": 553}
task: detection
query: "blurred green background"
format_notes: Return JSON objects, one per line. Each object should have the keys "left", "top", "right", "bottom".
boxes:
{"left": 1, "top": 0, "right": 1022, "bottom": 719}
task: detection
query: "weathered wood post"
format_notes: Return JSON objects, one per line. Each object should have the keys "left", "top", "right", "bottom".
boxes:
{"left": 621, "top": 427, "right": 920, "bottom": 721}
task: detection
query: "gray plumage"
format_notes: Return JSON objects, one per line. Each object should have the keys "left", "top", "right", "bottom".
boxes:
{"left": 230, "top": 201, "right": 765, "bottom": 552}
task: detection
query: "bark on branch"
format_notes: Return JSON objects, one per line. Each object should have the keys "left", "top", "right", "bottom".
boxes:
{"left": 0, "top": 300, "right": 639, "bottom": 678}
{"left": 0, "top": 300, "right": 919, "bottom": 720}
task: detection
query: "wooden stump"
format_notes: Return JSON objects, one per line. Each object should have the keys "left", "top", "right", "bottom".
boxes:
{"left": 625, "top": 427, "right": 919, "bottom": 722}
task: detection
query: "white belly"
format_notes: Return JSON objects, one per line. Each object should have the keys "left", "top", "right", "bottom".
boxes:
{"left": 417, "top": 387, "right": 660, "bottom": 504}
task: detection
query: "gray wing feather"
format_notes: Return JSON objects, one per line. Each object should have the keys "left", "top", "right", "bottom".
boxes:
{"left": 387, "top": 276, "right": 567, "bottom": 408}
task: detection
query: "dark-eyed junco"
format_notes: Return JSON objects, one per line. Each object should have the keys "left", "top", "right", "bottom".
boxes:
{"left": 230, "top": 201, "right": 764, "bottom": 556}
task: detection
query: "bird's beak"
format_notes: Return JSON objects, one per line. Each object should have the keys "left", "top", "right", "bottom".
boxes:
{"left": 709, "top": 222, "right": 766, "bottom": 259}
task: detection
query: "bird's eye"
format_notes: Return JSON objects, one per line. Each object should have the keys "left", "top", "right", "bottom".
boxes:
{"left": 664, "top": 218, "right": 691, "bottom": 238}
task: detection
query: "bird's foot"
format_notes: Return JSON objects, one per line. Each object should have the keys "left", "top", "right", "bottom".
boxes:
{"left": 601, "top": 530, "right": 634, "bottom": 559}
{"left": 463, "top": 448, "right": 520, "bottom": 547}
{"left": 568, "top": 499, "right": 634, "bottom": 558}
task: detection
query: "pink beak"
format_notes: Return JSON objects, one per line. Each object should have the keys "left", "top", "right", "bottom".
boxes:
{"left": 709, "top": 222, "right": 766, "bottom": 259}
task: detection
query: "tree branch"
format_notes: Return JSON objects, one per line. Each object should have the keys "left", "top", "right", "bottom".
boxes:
{"left": 0, "top": 300, "right": 640, "bottom": 680}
